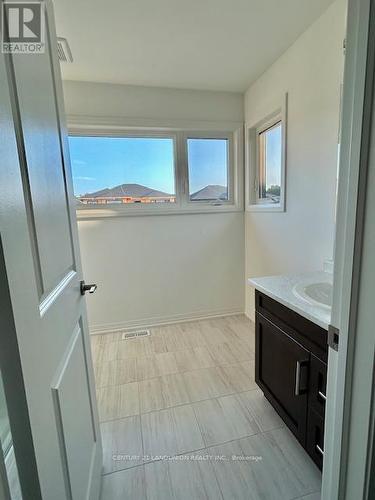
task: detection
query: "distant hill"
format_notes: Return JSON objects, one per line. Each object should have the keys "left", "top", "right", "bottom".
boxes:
{"left": 82, "top": 183, "right": 172, "bottom": 198}
{"left": 190, "top": 185, "right": 227, "bottom": 201}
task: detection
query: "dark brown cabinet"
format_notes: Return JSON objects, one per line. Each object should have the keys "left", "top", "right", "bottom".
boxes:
{"left": 255, "top": 290, "right": 328, "bottom": 470}
{"left": 256, "top": 314, "right": 309, "bottom": 444}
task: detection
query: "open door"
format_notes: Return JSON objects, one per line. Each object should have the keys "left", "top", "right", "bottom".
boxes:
{"left": 0, "top": 1, "right": 102, "bottom": 498}
{"left": 322, "top": 0, "right": 374, "bottom": 498}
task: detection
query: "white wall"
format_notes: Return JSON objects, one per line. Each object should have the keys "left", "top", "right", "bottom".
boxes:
{"left": 62, "top": 81, "right": 245, "bottom": 332}
{"left": 63, "top": 81, "right": 244, "bottom": 123}
{"left": 245, "top": 0, "right": 347, "bottom": 319}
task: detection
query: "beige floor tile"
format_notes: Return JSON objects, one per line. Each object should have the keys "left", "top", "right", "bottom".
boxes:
{"left": 218, "top": 362, "right": 257, "bottom": 393}
{"left": 90, "top": 343, "right": 101, "bottom": 367}
{"left": 97, "top": 382, "right": 139, "bottom": 421}
{"left": 225, "top": 314, "right": 254, "bottom": 335}
{"left": 100, "top": 465, "right": 146, "bottom": 500}
{"left": 224, "top": 318, "right": 255, "bottom": 346}
{"left": 174, "top": 346, "right": 215, "bottom": 372}
{"left": 180, "top": 323, "right": 208, "bottom": 349}
{"left": 259, "top": 427, "right": 321, "bottom": 496}
{"left": 93, "top": 317, "right": 320, "bottom": 500}
{"left": 91, "top": 332, "right": 121, "bottom": 346}
{"left": 101, "top": 415, "right": 143, "bottom": 473}
{"left": 154, "top": 351, "right": 178, "bottom": 376}
{"left": 207, "top": 439, "right": 258, "bottom": 500}
{"left": 136, "top": 356, "right": 159, "bottom": 381}
{"left": 183, "top": 366, "right": 233, "bottom": 402}
{"left": 148, "top": 325, "right": 165, "bottom": 337}
{"left": 217, "top": 322, "right": 244, "bottom": 343}
{"left": 114, "top": 358, "right": 137, "bottom": 386}
{"left": 91, "top": 340, "right": 119, "bottom": 368}
{"left": 238, "top": 389, "right": 285, "bottom": 432}
{"left": 163, "top": 325, "right": 190, "bottom": 352}
{"left": 95, "top": 360, "right": 117, "bottom": 388}
{"left": 239, "top": 359, "right": 256, "bottom": 379}
{"left": 102, "top": 341, "right": 119, "bottom": 362}
{"left": 141, "top": 404, "right": 204, "bottom": 458}
{"left": 140, "top": 336, "right": 168, "bottom": 357}
{"left": 225, "top": 430, "right": 321, "bottom": 499}
{"left": 144, "top": 453, "right": 223, "bottom": 500}
{"left": 183, "top": 332, "right": 207, "bottom": 349}
{"left": 193, "top": 395, "right": 260, "bottom": 447}
{"left": 200, "top": 321, "right": 229, "bottom": 346}
{"left": 210, "top": 433, "right": 318, "bottom": 500}
{"left": 150, "top": 335, "right": 168, "bottom": 354}
{"left": 95, "top": 358, "right": 137, "bottom": 388}
{"left": 117, "top": 338, "right": 149, "bottom": 360}
{"left": 139, "top": 378, "right": 165, "bottom": 413}
{"left": 160, "top": 372, "right": 190, "bottom": 407}
{"left": 229, "top": 339, "right": 255, "bottom": 362}
{"left": 143, "top": 460, "right": 174, "bottom": 500}
{"left": 116, "top": 339, "right": 138, "bottom": 360}
{"left": 207, "top": 343, "right": 241, "bottom": 366}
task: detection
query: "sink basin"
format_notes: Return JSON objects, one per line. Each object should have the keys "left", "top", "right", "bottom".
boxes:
{"left": 293, "top": 282, "right": 333, "bottom": 309}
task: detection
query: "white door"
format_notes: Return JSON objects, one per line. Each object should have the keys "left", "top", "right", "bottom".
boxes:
{"left": 0, "top": 1, "right": 102, "bottom": 499}
{"left": 322, "top": 0, "right": 373, "bottom": 498}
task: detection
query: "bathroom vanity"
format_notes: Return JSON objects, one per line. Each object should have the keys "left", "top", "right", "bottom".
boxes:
{"left": 249, "top": 273, "right": 332, "bottom": 471}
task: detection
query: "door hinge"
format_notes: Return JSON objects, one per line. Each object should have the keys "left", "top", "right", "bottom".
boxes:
{"left": 328, "top": 324, "right": 339, "bottom": 351}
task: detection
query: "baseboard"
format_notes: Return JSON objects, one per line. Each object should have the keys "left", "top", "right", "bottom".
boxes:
{"left": 89, "top": 308, "right": 244, "bottom": 335}
{"left": 244, "top": 308, "right": 255, "bottom": 322}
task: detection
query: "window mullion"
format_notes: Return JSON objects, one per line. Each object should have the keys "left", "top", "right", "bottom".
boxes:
{"left": 176, "top": 131, "right": 189, "bottom": 209}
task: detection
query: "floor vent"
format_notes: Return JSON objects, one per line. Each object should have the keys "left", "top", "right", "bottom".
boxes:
{"left": 121, "top": 329, "right": 151, "bottom": 340}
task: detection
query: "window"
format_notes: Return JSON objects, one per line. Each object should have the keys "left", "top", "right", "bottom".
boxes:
{"left": 69, "top": 127, "right": 242, "bottom": 217}
{"left": 246, "top": 94, "right": 287, "bottom": 212}
{"left": 187, "top": 138, "right": 229, "bottom": 202}
{"left": 257, "top": 122, "right": 282, "bottom": 204}
{"left": 69, "top": 135, "right": 176, "bottom": 206}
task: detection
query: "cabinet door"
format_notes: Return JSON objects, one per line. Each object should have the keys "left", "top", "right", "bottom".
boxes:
{"left": 306, "top": 409, "right": 325, "bottom": 470}
{"left": 308, "top": 354, "right": 327, "bottom": 417}
{"left": 256, "top": 313, "right": 309, "bottom": 445}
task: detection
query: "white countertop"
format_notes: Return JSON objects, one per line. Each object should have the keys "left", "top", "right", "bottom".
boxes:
{"left": 248, "top": 271, "right": 332, "bottom": 330}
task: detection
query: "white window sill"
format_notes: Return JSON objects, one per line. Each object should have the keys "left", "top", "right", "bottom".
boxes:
{"left": 246, "top": 203, "right": 285, "bottom": 213}
{"left": 75, "top": 204, "right": 243, "bottom": 220}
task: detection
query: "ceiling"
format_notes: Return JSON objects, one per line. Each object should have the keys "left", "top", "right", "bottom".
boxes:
{"left": 53, "top": 0, "right": 335, "bottom": 92}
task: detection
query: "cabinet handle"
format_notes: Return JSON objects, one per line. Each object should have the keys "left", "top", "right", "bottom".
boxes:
{"left": 316, "top": 444, "right": 324, "bottom": 456}
{"left": 318, "top": 390, "right": 327, "bottom": 402}
{"left": 295, "top": 360, "right": 308, "bottom": 396}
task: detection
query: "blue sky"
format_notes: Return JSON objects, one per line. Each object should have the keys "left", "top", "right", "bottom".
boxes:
{"left": 187, "top": 138, "right": 227, "bottom": 193}
{"left": 69, "top": 136, "right": 175, "bottom": 195}
{"left": 69, "top": 136, "right": 228, "bottom": 196}
{"left": 265, "top": 124, "right": 282, "bottom": 188}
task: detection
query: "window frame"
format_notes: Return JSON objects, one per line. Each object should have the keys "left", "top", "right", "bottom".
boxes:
{"left": 181, "top": 130, "right": 235, "bottom": 209}
{"left": 245, "top": 93, "right": 287, "bottom": 212}
{"left": 68, "top": 124, "right": 243, "bottom": 219}
{"left": 69, "top": 129, "right": 179, "bottom": 215}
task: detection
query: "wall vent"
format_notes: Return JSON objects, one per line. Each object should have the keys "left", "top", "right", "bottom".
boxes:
{"left": 57, "top": 37, "right": 73, "bottom": 63}
{"left": 121, "top": 329, "right": 151, "bottom": 340}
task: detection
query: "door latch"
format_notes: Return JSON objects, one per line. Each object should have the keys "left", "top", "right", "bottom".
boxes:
{"left": 80, "top": 281, "right": 97, "bottom": 295}
{"left": 328, "top": 324, "right": 339, "bottom": 351}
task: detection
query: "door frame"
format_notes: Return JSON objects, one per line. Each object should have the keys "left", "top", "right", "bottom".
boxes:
{"left": 322, "top": 0, "right": 375, "bottom": 498}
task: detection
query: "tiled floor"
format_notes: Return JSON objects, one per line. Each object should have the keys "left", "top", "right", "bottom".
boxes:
{"left": 91, "top": 315, "right": 321, "bottom": 500}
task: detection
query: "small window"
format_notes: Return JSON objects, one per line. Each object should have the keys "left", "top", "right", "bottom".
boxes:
{"left": 246, "top": 94, "right": 287, "bottom": 212}
{"left": 187, "top": 137, "right": 230, "bottom": 203}
{"left": 69, "top": 135, "right": 176, "bottom": 206}
{"left": 257, "top": 121, "right": 282, "bottom": 204}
